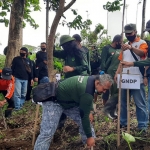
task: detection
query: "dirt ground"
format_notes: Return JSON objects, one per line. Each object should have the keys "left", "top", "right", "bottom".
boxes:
{"left": 0, "top": 99, "right": 150, "bottom": 150}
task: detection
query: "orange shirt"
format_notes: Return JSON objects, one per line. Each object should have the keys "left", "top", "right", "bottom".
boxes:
{"left": 0, "top": 70, "right": 15, "bottom": 100}
{"left": 118, "top": 37, "right": 148, "bottom": 61}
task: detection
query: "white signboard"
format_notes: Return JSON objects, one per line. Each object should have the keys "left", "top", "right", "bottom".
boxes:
{"left": 56, "top": 74, "right": 61, "bottom": 81}
{"left": 117, "top": 74, "right": 140, "bottom": 89}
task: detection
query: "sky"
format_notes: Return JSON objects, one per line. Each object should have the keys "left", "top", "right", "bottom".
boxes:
{"left": 0, "top": 0, "right": 150, "bottom": 54}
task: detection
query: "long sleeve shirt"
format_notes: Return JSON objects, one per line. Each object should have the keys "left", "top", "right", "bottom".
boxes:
{"left": 53, "top": 49, "right": 88, "bottom": 78}
{"left": 11, "top": 56, "right": 33, "bottom": 80}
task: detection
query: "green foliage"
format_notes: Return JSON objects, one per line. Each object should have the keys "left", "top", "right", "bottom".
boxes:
{"left": 81, "top": 23, "right": 107, "bottom": 46}
{"left": 23, "top": 44, "right": 36, "bottom": 52}
{"left": 0, "top": 0, "right": 40, "bottom": 28}
{"left": 97, "top": 36, "right": 112, "bottom": 53}
{"left": 144, "top": 33, "right": 150, "bottom": 41}
{"left": 0, "top": 54, "right": 5, "bottom": 69}
{"left": 103, "top": 0, "right": 123, "bottom": 12}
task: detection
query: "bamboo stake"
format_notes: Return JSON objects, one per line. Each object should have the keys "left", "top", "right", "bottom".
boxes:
{"left": 117, "top": 0, "right": 126, "bottom": 147}
{"left": 0, "top": 108, "right": 7, "bottom": 129}
{"left": 127, "top": 70, "right": 130, "bottom": 133}
{"left": 32, "top": 104, "right": 40, "bottom": 146}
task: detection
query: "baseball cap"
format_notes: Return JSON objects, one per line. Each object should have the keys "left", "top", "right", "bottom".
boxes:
{"left": 144, "top": 20, "right": 150, "bottom": 32}
{"left": 1, "top": 68, "right": 12, "bottom": 80}
{"left": 72, "top": 34, "right": 82, "bottom": 42}
{"left": 124, "top": 24, "right": 136, "bottom": 33}
{"left": 20, "top": 47, "right": 28, "bottom": 53}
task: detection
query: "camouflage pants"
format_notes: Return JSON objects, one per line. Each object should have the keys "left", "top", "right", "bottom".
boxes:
{"left": 34, "top": 101, "right": 96, "bottom": 150}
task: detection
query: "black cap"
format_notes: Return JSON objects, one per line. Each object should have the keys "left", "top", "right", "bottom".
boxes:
{"left": 72, "top": 34, "right": 82, "bottom": 42}
{"left": 124, "top": 24, "right": 136, "bottom": 33}
{"left": 20, "top": 47, "right": 28, "bottom": 53}
{"left": 144, "top": 20, "right": 150, "bottom": 32}
{"left": 112, "top": 34, "right": 122, "bottom": 42}
{"left": 2, "top": 68, "right": 12, "bottom": 80}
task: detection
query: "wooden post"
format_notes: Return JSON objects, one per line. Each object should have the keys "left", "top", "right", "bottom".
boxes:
{"left": 0, "top": 108, "right": 7, "bottom": 129}
{"left": 32, "top": 104, "right": 40, "bottom": 146}
{"left": 117, "top": 0, "right": 126, "bottom": 147}
{"left": 127, "top": 70, "right": 130, "bottom": 133}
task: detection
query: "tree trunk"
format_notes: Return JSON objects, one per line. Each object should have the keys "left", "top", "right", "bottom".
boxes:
{"left": 141, "top": 0, "right": 147, "bottom": 39}
{"left": 47, "top": 0, "right": 76, "bottom": 81}
{"left": 5, "top": 0, "right": 25, "bottom": 67}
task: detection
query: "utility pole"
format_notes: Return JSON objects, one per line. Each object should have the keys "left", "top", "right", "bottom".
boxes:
{"left": 46, "top": 0, "right": 50, "bottom": 44}
{"left": 141, "top": 0, "right": 147, "bottom": 39}
{"left": 125, "top": 4, "right": 129, "bottom": 24}
{"left": 136, "top": 0, "right": 142, "bottom": 27}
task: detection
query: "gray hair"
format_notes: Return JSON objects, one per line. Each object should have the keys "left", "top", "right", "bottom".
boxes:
{"left": 95, "top": 74, "right": 114, "bottom": 86}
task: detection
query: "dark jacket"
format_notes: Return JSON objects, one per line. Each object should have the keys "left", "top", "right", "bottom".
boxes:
{"left": 11, "top": 56, "right": 33, "bottom": 80}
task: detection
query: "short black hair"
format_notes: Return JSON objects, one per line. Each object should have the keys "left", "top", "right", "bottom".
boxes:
{"left": 41, "top": 42, "right": 46, "bottom": 45}
{"left": 112, "top": 35, "right": 122, "bottom": 43}
{"left": 72, "top": 34, "right": 82, "bottom": 42}
{"left": 20, "top": 47, "right": 28, "bottom": 53}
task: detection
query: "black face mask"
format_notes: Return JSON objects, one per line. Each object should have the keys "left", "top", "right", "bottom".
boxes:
{"left": 20, "top": 53, "right": 26, "bottom": 57}
{"left": 116, "top": 43, "right": 121, "bottom": 49}
{"left": 41, "top": 48, "right": 46, "bottom": 51}
{"left": 126, "top": 34, "right": 136, "bottom": 42}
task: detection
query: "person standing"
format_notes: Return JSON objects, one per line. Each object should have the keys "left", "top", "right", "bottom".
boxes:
{"left": 90, "top": 45, "right": 101, "bottom": 75}
{"left": 26, "top": 52, "right": 36, "bottom": 101}
{"left": 121, "top": 20, "right": 150, "bottom": 123}
{"left": 101, "top": 34, "right": 122, "bottom": 107}
{"left": 115, "top": 24, "right": 148, "bottom": 132}
{"left": 0, "top": 68, "right": 15, "bottom": 117}
{"left": 11, "top": 47, "right": 34, "bottom": 110}
{"left": 35, "top": 42, "right": 49, "bottom": 84}
{"left": 54, "top": 35, "right": 89, "bottom": 78}
{"left": 72, "top": 34, "right": 91, "bottom": 75}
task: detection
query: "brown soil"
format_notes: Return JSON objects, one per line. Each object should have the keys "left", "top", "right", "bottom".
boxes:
{"left": 0, "top": 100, "right": 150, "bottom": 150}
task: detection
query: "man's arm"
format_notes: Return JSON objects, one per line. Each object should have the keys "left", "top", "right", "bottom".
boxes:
{"left": 5, "top": 77, "right": 15, "bottom": 100}
{"left": 79, "top": 93, "right": 93, "bottom": 138}
{"left": 101, "top": 46, "right": 109, "bottom": 71}
{"left": 122, "top": 42, "right": 148, "bottom": 57}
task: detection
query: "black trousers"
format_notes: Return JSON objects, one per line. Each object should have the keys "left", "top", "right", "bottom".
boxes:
{"left": 0, "top": 90, "right": 14, "bottom": 108}
{"left": 26, "top": 80, "right": 32, "bottom": 100}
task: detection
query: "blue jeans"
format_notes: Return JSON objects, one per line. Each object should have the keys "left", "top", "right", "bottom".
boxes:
{"left": 148, "top": 77, "right": 150, "bottom": 116}
{"left": 39, "top": 77, "right": 49, "bottom": 84}
{"left": 13, "top": 78, "right": 28, "bottom": 110}
{"left": 34, "top": 101, "right": 96, "bottom": 150}
{"left": 120, "top": 83, "right": 148, "bottom": 129}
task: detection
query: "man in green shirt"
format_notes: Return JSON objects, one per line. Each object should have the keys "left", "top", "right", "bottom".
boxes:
{"left": 34, "top": 74, "right": 113, "bottom": 150}
{"left": 100, "top": 35, "right": 122, "bottom": 119}
{"left": 54, "top": 35, "right": 89, "bottom": 78}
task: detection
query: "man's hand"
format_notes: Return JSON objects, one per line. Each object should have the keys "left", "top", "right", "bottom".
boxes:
{"left": 114, "top": 73, "right": 118, "bottom": 83}
{"left": 34, "top": 78, "right": 38, "bottom": 82}
{"left": 89, "top": 113, "right": 94, "bottom": 123}
{"left": 121, "top": 61, "right": 134, "bottom": 67}
{"left": 31, "top": 79, "right": 34, "bottom": 86}
{"left": 63, "top": 66, "right": 74, "bottom": 73}
{"left": 121, "top": 44, "right": 132, "bottom": 51}
{"left": 143, "top": 77, "right": 148, "bottom": 86}
{"left": 0, "top": 100, "right": 7, "bottom": 107}
{"left": 86, "top": 137, "right": 95, "bottom": 148}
